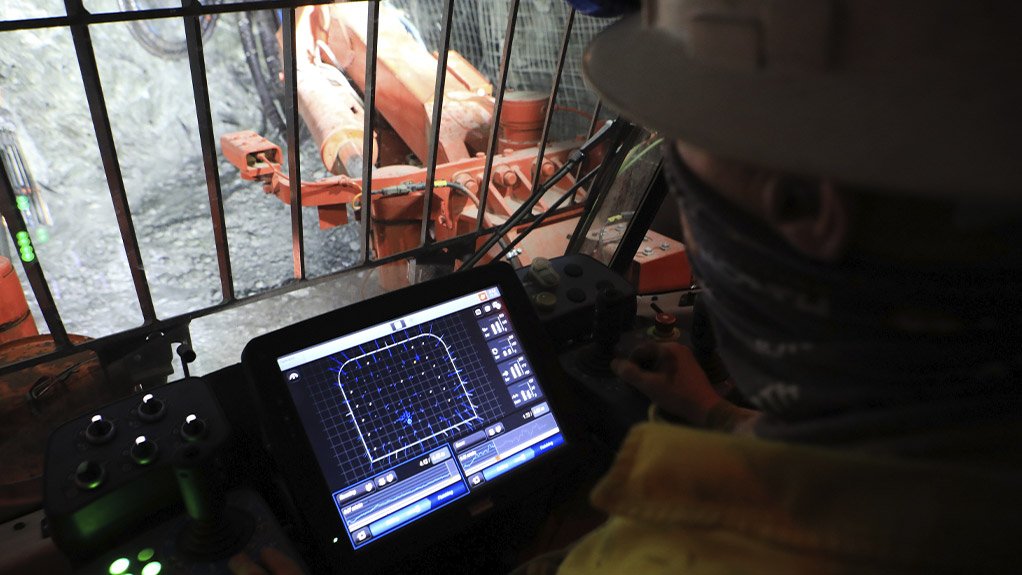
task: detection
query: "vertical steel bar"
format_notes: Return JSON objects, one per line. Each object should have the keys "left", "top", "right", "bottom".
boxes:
{"left": 572, "top": 99, "right": 603, "bottom": 180}
{"left": 65, "top": 0, "right": 157, "bottom": 324}
{"left": 566, "top": 120, "right": 643, "bottom": 254}
{"left": 359, "top": 1, "right": 381, "bottom": 266}
{"left": 476, "top": 0, "right": 521, "bottom": 232}
{"left": 608, "top": 164, "right": 666, "bottom": 274}
{"left": 182, "top": 0, "right": 234, "bottom": 302}
{"left": 0, "top": 158, "right": 69, "bottom": 347}
{"left": 528, "top": 7, "right": 575, "bottom": 199}
{"left": 570, "top": 99, "right": 603, "bottom": 205}
{"left": 281, "top": 7, "right": 305, "bottom": 280}
{"left": 418, "top": 0, "right": 457, "bottom": 248}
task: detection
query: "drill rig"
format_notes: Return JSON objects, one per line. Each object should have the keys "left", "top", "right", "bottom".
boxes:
{"left": 222, "top": 3, "right": 605, "bottom": 290}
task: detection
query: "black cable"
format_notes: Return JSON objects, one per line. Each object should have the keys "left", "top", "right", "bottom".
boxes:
{"left": 117, "top": 0, "right": 220, "bottom": 59}
{"left": 460, "top": 120, "right": 618, "bottom": 269}
{"left": 238, "top": 11, "right": 286, "bottom": 136}
{"left": 491, "top": 165, "right": 600, "bottom": 262}
{"left": 458, "top": 160, "right": 578, "bottom": 270}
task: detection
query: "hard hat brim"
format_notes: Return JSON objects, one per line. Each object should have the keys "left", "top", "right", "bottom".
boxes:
{"left": 584, "top": 16, "right": 1021, "bottom": 200}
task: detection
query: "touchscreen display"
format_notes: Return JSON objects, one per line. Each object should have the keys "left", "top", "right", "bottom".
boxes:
{"left": 275, "top": 285, "right": 566, "bottom": 549}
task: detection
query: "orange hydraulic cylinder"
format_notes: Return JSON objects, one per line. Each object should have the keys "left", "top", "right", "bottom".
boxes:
{"left": 308, "top": 3, "right": 492, "bottom": 164}
{"left": 0, "top": 256, "right": 38, "bottom": 344}
{"left": 297, "top": 63, "right": 378, "bottom": 176}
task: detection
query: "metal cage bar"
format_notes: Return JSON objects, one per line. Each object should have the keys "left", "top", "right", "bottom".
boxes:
{"left": 183, "top": 0, "right": 234, "bottom": 303}
{"left": 0, "top": 0, "right": 646, "bottom": 377}
{"left": 0, "top": 159, "right": 69, "bottom": 347}
{"left": 608, "top": 164, "right": 666, "bottom": 274}
{"left": 1, "top": 2, "right": 336, "bottom": 33}
{"left": 476, "top": 0, "right": 521, "bottom": 232}
{"left": 359, "top": 1, "right": 381, "bottom": 266}
{"left": 528, "top": 7, "right": 575, "bottom": 198}
{"left": 566, "top": 122, "right": 644, "bottom": 253}
{"left": 573, "top": 99, "right": 603, "bottom": 186}
{"left": 65, "top": 0, "right": 158, "bottom": 325}
{"left": 281, "top": 7, "right": 306, "bottom": 280}
{"left": 418, "top": 0, "right": 457, "bottom": 249}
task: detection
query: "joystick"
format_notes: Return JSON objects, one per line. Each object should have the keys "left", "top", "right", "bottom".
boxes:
{"left": 85, "top": 414, "right": 116, "bottom": 445}
{"left": 130, "top": 435, "right": 159, "bottom": 466}
{"left": 74, "top": 460, "right": 106, "bottom": 490}
{"left": 580, "top": 287, "right": 633, "bottom": 377}
{"left": 137, "top": 393, "right": 166, "bottom": 422}
{"left": 180, "top": 414, "right": 208, "bottom": 442}
{"left": 173, "top": 441, "right": 254, "bottom": 562}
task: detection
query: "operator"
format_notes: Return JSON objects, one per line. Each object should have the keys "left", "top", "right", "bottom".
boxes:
{"left": 229, "top": 1, "right": 1021, "bottom": 573}
{"left": 530, "top": 0, "right": 1022, "bottom": 573}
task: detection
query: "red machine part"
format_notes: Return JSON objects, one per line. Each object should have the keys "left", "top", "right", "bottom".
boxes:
{"left": 0, "top": 256, "right": 38, "bottom": 345}
{"left": 296, "top": 61, "right": 378, "bottom": 176}
{"left": 224, "top": 3, "right": 597, "bottom": 289}
{"left": 222, "top": 129, "right": 584, "bottom": 269}
{"left": 595, "top": 225, "right": 693, "bottom": 294}
{"left": 295, "top": 3, "right": 494, "bottom": 166}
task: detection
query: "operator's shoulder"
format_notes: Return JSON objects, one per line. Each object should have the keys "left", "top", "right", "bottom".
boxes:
{"left": 578, "top": 421, "right": 1022, "bottom": 574}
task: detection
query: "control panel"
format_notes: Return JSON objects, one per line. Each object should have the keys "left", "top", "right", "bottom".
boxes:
{"left": 44, "top": 377, "right": 229, "bottom": 559}
{"left": 517, "top": 254, "right": 637, "bottom": 346}
{"left": 22, "top": 256, "right": 693, "bottom": 574}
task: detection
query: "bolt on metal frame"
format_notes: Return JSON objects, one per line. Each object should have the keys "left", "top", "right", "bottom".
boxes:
{"left": 0, "top": 1, "right": 652, "bottom": 376}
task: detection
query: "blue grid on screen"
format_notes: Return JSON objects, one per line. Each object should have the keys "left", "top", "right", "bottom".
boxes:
{"left": 300, "top": 312, "right": 505, "bottom": 486}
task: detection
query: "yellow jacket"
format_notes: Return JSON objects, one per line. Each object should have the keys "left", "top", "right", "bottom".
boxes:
{"left": 557, "top": 423, "right": 1021, "bottom": 574}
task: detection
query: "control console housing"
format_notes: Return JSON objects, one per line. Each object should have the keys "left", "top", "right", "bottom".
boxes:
{"left": 43, "top": 377, "right": 230, "bottom": 560}
{"left": 516, "top": 254, "right": 637, "bottom": 346}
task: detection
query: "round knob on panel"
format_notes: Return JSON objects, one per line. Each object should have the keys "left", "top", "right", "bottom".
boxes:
{"left": 653, "top": 312, "right": 678, "bottom": 338}
{"left": 74, "top": 460, "right": 106, "bottom": 490}
{"left": 563, "top": 263, "right": 583, "bottom": 277}
{"left": 180, "top": 414, "right": 207, "bottom": 442}
{"left": 137, "top": 394, "right": 166, "bottom": 422}
{"left": 533, "top": 291, "right": 557, "bottom": 313}
{"left": 130, "top": 436, "right": 159, "bottom": 466}
{"left": 85, "top": 415, "right": 116, "bottom": 445}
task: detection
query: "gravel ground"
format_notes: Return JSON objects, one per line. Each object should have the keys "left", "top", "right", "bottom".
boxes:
{"left": 1, "top": 2, "right": 363, "bottom": 370}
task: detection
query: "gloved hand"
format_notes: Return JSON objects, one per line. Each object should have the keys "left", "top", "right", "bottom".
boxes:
{"left": 612, "top": 342, "right": 759, "bottom": 432}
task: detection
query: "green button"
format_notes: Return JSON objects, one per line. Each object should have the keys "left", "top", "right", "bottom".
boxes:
{"left": 109, "top": 557, "right": 131, "bottom": 575}
{"left": 19, "top": 246, "right": 35, "bottom": 263}
{"left": 137, "top": 548, "right": 155, "bottom": 562}
{"left": 141, "top": 561, "right": 162, "bottom": 575}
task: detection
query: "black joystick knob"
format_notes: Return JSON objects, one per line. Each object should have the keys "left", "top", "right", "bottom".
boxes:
{"left": 137, "top": 393, "right": 166, "bottom": 422}
{"left": 130, "top": 435, "right": 159, "bottom": 466}
{"left": 181, "top": 414, "right": 207, "bottom": 442}
{"left": 74, "top": 460, "right": 106, "bottom": 490}
{"left": 653, "top": 311, "right": 678, "bottom": 339}
{"left": 174, "top": 444, "right": 254, "bottom": 561}
{"left": 85, "top": 415, "right": 116, "bottom": 445}
{"left": 582, "top": 287, "right": 632, "bottom": 376}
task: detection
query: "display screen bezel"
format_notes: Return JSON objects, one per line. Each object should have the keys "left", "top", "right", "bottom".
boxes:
{"left": 242, "top": 262, "right": 580, "bottom": 571}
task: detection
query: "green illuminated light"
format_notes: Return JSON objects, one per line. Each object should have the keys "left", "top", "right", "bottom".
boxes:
{"left": 15, "top": 231, "right": 29, "bottom": 245}
{"left": 19, "top": 246, "right": 35, "bottom": 263}
{"left": 109, "top": 557, "right": 131, "bottom": 575}
{"left": 137, "top": 548, "right": 155, "bottom": 562}
{"left": 141, "top": 561, "right": 162, "bottom": 575}
{"left": 15, "top": 196, "right": 30, "bottom": 210}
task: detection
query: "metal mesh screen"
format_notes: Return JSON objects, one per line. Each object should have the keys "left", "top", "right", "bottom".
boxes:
{"left": 392, "top": 0, "right": 608, "bottom": 140}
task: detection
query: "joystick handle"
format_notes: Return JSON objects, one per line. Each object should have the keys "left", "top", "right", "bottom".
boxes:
{"left": 174, "top": 444, "right": 225, "bottom": 525}
{"left": 582, "top": 287, "right": 634, "bottom": 376}
{"left": 171, "top": 421, "right": 253, "bottom": 561}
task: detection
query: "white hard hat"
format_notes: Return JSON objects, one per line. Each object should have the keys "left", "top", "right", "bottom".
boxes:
{"left": 583, "top": 0, "right": 1022, "bottom": 200}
